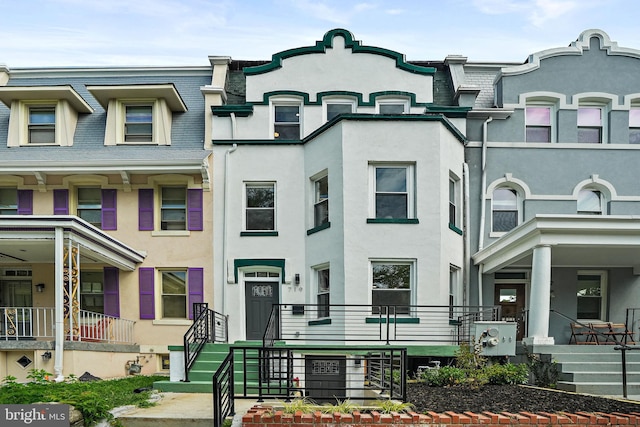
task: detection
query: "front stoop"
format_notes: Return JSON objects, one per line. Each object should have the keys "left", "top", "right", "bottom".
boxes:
{"left": 116, "top": 393, "right": 212, "bottom": 427}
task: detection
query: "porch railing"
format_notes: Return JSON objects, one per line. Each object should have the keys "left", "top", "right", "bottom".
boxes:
{"left": 263, "top": 304, "right": 500, "bottom": 346}
{"left": 625, "top": 308, "right": 640, "bottom": 344}
{"left": 0, "top": 307, "right": 136, "bottom": 344}
{"left": 184, "top": 303, "right": 229, "bottom": 382}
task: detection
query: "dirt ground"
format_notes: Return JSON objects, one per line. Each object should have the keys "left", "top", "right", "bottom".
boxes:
{"left": 406, "top": 383, "right": 640, "bottom": 414}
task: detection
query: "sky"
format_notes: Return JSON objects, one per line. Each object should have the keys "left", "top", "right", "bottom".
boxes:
{"left": 2, "top": 0, "right": 640, "bottom": 67}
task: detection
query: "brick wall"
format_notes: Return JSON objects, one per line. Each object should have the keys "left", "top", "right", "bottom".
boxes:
{"left": 242, "top": 405, "right": 640, "bottom": 427}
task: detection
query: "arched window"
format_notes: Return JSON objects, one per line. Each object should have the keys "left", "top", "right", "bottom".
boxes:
{"left": 577, "top": 189, "right": 603, "bottom": 215}
{"left": 492, "top": 188, "right": 519, "bottom": 232}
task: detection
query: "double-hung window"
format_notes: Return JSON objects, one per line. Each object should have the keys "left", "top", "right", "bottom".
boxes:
{"left": 125, "top": 105, "right": 153, "bottom": 142}
{"left": 161, "top": 270, "right": 187, "bottom": 318}
{"left": 577, "top": 189, "right": 603, "bottom": 215}
{"left": 160, "top": 187, "right": 187, "bottom": 230}
{"left": 377, "top": 100, "right": 408, "bottom": 114}
{"left": 314, "top": 175, "right": 329, "bottom": 227}
{"left": 245, "top": 183, "right": 275, "bottom": 231}
{"left": 630, "top": 107, "right": 640, "bottom": 144}
{"left": 492, "top": 188, "right": 518, "bottom": 232}
{"left": 371, "top": 164, "right": 415, "bottom": 220}
{"left": 449, "top": 176, "right": 459, "bottom": 230}
{"left": 526, "top": 106, "right": 551, "bottom": 142}
{"left": 274, "top": 104, "right": 300, "bottom": 139}
{"left": 316, "top": 267, "right": 330, "bottom": 318}
{"left": 80, "top": 271, "right": 104, "bottom": 314}
{"left": 28, "top": 106, "right": 56, "bottom": 144}
{"left": 577, "top": 271, "right": 607, "bottom": 320}
{"left": 77, "top": 187, "right": 102, "bottom": 227}
{"left": 0, "top": 188, "right": 17, "bottom": 215}
{"left": 371, "top": 261, "right": 413, "bottom": 315}
{"left": 578, "top": 107, "right": 603, "bottom": 143}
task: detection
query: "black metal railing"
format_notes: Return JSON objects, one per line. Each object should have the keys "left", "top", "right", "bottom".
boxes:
{"left": 213, "top": 351, "right": 234, "bottom": 427}
{"left": 183, "top": 302, "right": 228, "bottom": 382}
{"left": 263, "top": 304, "right": 499, "bottom": 346}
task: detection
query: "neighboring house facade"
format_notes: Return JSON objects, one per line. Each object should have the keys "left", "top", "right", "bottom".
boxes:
{"left": 0, "top": 63, "right": 222, "bottom": 381}
{"left": 459, "top": 29, "right": 640, "bottom": 345}
{"left": 209, "top": 29, "right": 471, "bottom": 349}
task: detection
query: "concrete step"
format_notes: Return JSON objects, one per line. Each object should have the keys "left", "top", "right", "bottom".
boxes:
{"left": 542, "top": 352, "right": 640, "bottom": 363}
{"left": 559, "top": 371, "right": 640, "bottom": 382}
{"left": 557, "top": 361, "right": 640, "bottom": 372}
{"left": 531, "top": 344, "right": 639, "bottom": 354}
{"left": 556, "top": 381, "right": 640, "bottom": 396}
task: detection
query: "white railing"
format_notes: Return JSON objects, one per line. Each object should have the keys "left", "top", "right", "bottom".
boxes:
{"left": 0, "top": 307, "right": 136, "bottom": 344}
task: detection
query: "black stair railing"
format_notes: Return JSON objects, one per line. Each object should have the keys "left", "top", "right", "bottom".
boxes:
{"left": 212, "top": 351, "right": 234, "bottom": 427}
{"left": 183, "top": 302, "right": 228, "bottom": 382}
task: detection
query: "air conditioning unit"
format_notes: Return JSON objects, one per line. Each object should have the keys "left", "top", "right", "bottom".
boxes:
{"left": 471, "top": 321, "right": 517, "bottom": 356}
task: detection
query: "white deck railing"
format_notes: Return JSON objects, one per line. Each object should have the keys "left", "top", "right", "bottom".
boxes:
{"left": 0, "top": 307, "right": 136, "bottom": 344}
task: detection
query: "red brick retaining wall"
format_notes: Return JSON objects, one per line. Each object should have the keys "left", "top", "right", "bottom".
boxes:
{"left": 242, "top": 405, "right": 640, "bottom": 427}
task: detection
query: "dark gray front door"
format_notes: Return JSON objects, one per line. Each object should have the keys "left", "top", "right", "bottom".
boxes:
{"left": 305, "top": 356, "right": 347, "bottom": 403}
{"left": 245, "top": 281, "right": 278, "bottom": 340}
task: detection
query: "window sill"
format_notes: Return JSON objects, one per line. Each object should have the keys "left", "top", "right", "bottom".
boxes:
{"left": 449, "top": 223, "right": 463, "bottom": 235}
{"left": 240, "top": 231, "right": 279, "bottom": 237}
{"left": 489, "top": 231, "right": 508, "bottom": 238}
{"left": 365, "top": 317, "right": 420, "bottom": 324}
{"left": 151, "top": 230, "right": 191, "bottom": 237}
{"left": 308, "top": 318, "right": 332, "bottom": 326}
{"left": 152, "top": 319, "right": 192, "bottom": 326}
{"left": 366, "top": 218, "right": 419, "bottom": 224}
{"left": 307, "top": 222, "right": 330, "bottom": 235}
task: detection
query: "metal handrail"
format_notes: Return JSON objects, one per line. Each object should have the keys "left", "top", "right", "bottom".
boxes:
{"left": 212, "top": 351, "right": 234, "bottom": 427}
{"left": 183, "top": 302, "right": 229, "bottom": 382}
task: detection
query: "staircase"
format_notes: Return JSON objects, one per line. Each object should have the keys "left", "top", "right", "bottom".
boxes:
{"left": 534, "top": 344, "right": 640, "bottom": 398}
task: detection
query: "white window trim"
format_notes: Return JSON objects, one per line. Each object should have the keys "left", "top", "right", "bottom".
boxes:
{"left": 490, "top": 187, "right": 522, "bottom": 237}
{"left": 525, "top": 103, "right": 556, "bottom": 143}
{"left": 577, "top": 187, "right": 606, "bottom": 215}
{"left": 9, "top": 99, "right": 79, "bottom": 147}
{"left": 368, "top": 163, "right": 416, "bottom": 220}
{"left": 104, "top": 98, "right": 171, "bottom": 146}
{"left": 243, "top": 181, "right": 277, "bottom": 232}
{"left": 375, "top": 98, "right": 410, "bottom": 114}
{"left": 449, "top": 174, "right": 460, "bottom": 228}
{"left": 449, "top": 265, "right": 461, "bottom": 313}
{"left": 270, "top": 98, "right": 302, "bottom": 140}
{"left": 323, "top": 98, "right": 356, "bottom": 122}
{"left": 576, "top": 270, "right": 608, "bottom": 322}
{"left": 577, "top": 103, "right": 608, "bottom": 144}
{"left": 311, "top": 171, "right": 329, "bottom": 228}
{"left": 313, "top": 263, "right": 330, "bottom": 319}
{"left": 147, "top": 175, "right": 195, "bottom": 236}
{"left": 369, "top": 259, "right": 416, "bottom": 314}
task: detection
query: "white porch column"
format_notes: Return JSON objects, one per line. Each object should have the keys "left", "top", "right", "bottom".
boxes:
{"left": 523, "top": 244, "right": 554, "bottom": 345}
{"left": 54, "top": 227, "right": 65, "bottom": 381}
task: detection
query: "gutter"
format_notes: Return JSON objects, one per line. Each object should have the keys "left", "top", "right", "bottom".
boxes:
{"left": 477, "top": 116, "right": 493, "bottom": 307}
{"left": 221, "top": 115, "right": 238, "bottom": 314}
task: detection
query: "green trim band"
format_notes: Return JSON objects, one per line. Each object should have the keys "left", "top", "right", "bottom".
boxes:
{"left": 213, "top": 139, "right": 303, "bottom": 145}
{"left": 233, "top": 258, "right": 286, "bottom": 284}
{"left": 365, "top": 317, "right": 420, "bottom": 324}
{"left": 367, "top": 218, "right": 419, "bottom": 224}
{"left": 449, "top": 223, "right": 463, "bottom": 235}
{"left": 308, "top": 318, "right": 332, "bottom": 326}
{"left": 211, "top": 104, "right": 254, "bottom": 117}
{"left": 168, "top": 345, "right": 184, "bottom": 351}
{"left": 244, "top": 28, "right": 435, "bottom": 76}
{"left": 240, "top": 231, "right": 279, "bottom": 237}
{"left": 307, "top": 222, "right": 331, "bottom": 235}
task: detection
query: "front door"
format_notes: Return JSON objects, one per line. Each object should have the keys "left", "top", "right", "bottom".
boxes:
{"left": 245, "top": 281, "right": 279, "bottom": 340}
{"left": 494, "top": 284, "right": 526, "bottom": 340}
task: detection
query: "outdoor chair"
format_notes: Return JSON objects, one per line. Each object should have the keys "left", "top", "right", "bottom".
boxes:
{"left": 569, "top": 322, "right": 597, "bottom": 344}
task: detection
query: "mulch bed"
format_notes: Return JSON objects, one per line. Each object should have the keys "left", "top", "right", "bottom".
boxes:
{"left": 406, "top": 383, "right": 640, "bottom": 414}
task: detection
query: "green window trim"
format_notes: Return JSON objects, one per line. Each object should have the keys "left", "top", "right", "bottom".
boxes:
{"left": 449, "top": 223, "right": 463, "bottom": 235}
{"left": 308, "top": 318, "right": 332, "bottom": 326}
{"left": 367, "top": 218, "right": 419, "bottom": 224}
{"left": 365, "top": 317, "right": 420, "bottom": 324}
{"left": 233, "top": 259, "right": 286, "bottom": 284}
{"left": 307, "top": 222, "right": 331, "bottom": 235}
{"left": 240, "top": 231, "right": 279, "bottom": 237}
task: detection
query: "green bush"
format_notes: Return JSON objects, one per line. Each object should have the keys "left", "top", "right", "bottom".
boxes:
{"left": 420, "top": 366, "right": 466, "bottom": 387}
{"left": 483, "top": 363, "right": 529, "bottom": 385}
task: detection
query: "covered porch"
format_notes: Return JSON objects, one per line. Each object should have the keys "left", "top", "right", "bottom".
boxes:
{"left": 473, "top": 214, "right": 640, "bottom": 346}
{"left": 0, "top": 215, "right": 145, "bottom": 380}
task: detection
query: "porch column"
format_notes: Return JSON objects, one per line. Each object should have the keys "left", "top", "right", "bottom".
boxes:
{"left": 523, "top": 244, "right": 554, "bottom": 345}
{"left": 54, "top": 227, "right": 65, "bottom": 381}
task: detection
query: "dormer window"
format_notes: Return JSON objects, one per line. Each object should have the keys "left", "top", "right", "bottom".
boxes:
{"left": 28, "top": 106, "right": 56, "bottom": 144}
{"left": 125, "top": 105, "right": 153, "bottom": 142}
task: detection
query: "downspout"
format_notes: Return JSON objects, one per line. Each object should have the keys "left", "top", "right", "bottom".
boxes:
{"left": 477, "top": 116, "right": 493, "bottom": 307}
{"left": 221, "top": 112, "right": 238, "bottom": 315}
{"left": 462, "top": 162, "right": 470, "bottom": 306}
{"left": 54, "top": 227, "right": 64, "bottom": 382}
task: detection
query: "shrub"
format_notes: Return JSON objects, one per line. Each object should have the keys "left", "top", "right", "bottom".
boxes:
{"left": 420, "top": 366, "right": 466, "bottom": 387}
{"left": 483, "top": 363, "right": 529, "bottom": 385}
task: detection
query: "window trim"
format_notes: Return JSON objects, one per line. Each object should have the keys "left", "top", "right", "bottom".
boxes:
{"left": 376, "top": 98, "right": 409, "bottom": 114}
{"left": 323, "top": 99, "right": 356, "bottom": 122}
{"left": 313, "top": 173, "right": 329, "bottom": 229}
{"left": 449, "top": 174, "right": 461, "bottom": 231}
{"left": 491, "top": 187, "right": 521, "bottom": 235}
{"left": 577, "top": 105, "right": 606, "bottom": 144}
{"left": 369, "top": 163, "right": 416, "bottom": 221}
{"left": 576, "top": 270, "right": 608, "bottom": 322}
{"left": 124, "top": 103, "right": 154, "bottom": 143}
{"left": 314, "top": 264, "right": 330, "bottom": 319}
{"left": 244, "top": 181, "right": 277, "bottom": 232}
{"left": 525, "top": 105, "right": 554, "bottom": 143}
{"left": 629, "top": 106, "right": 640, "bottom": 144}
{"left": 370, "top": 259, "right": 416, "bottom": 316}
{"left": 577, "top": 188, "right": 605, "bottom": 215}
{"left": 271, "top": 98, "right": 302, "bottom": 140}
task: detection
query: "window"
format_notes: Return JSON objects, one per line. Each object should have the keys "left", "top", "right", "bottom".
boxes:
{"left": 80, "top": 271, "right": 104, "bottom": 314}
{"left": 124, "top": 105, "right": 153, "bottom": 142}
{"left": 577, "top": 272, "right": 607, "bottom": 320}
{"left": 274, "top": 104, "right": 300, "bottom": 139}
{"left": 77, "top": 187, "right": 102, "bottom": 227}
{"left": 245, "top": 183, "right": 275, "bottom": 231}
{"left": 526, "top": 106, "right": 551, "bottom": 142}
{"left": 371, "top": 164, "right": 415, "bottom": 219}
{"left": 578, "top": 107, "right": 602, "bottom": 143}
{"left": 316, "top": 267, "right": 330, "bottom": 318}
{"left": 377, "top": 100, "right": 407, "bottom": 114}
{"left": 326, "top": 102, "right": 353, "bottom": 121}
{"left": 371, "top": 261, "right": 412, "bottom": 315}
{"left": 161, "top": 270, "right": 187, "bottom": 318}
{"left": 577, "top": 189, "right": 603, "bottom": 215}
{"left": 492, "top": 188, "right": 518, "bottom": 232}
{"left": 314, "top": 175, "right": 328, "bottom": 227}
{"left": 28, "top": 106, "right": 56, "bottom": 144}
{"left": 449, "top": 266, "right": 460, "bottom": 319}
{"left": 630, "top": 108, "right": 640, "bottom": 144}
{"left": 449, "top": 176, "right": 459, "bottom": 229}
{"left": 0, "top": 188, "right": 17, "bottom": 215}
{"left": 160, "top": 187, "right": 187, "bottom": 230}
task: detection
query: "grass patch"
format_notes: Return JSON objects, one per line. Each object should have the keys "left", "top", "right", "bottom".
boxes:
{"left": 0, "top": 374, "right": 165, "bottom": 426}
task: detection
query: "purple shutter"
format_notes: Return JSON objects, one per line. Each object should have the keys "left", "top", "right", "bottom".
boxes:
{"left": 139, "top": 267, "right": 155, "bottom": 319}
{"left": 53, "top": 189, "right": 69, "bottom": 215}
{"left": 17, "top": 190, "right": 33, "bottom": 215}
{"left": 138, "top": 189, "right": 154, "bottom": 231}
{"left": 188, "top": 268, "right": 204, "bottom": 319}
{"left": 103, "top": 267, "right": 120, "bottom": 317}
{"left": 101, "top": 189, "right": 117, "bottom": 230}
{"left": 187, "top": 189, "right": 203, "bottom": 231}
